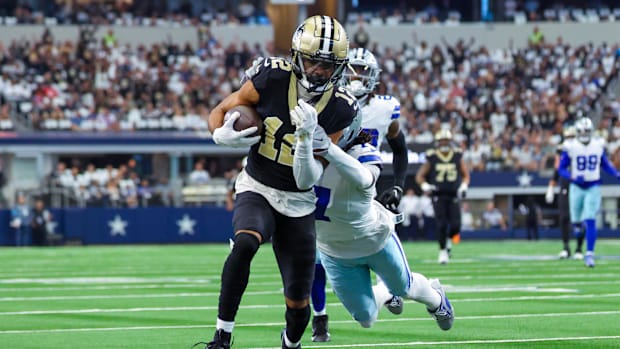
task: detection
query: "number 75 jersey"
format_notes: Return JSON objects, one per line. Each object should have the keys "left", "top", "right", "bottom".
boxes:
{"left": 562, "top": 137, "right": 607, "bottom": 181}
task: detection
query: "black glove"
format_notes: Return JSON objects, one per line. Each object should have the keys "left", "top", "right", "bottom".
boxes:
{"left": 378, "top": 186, "right": 403, "bottom": 213}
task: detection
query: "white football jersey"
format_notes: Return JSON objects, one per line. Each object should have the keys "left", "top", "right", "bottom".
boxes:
{"left": 562, "top": 137, "right": 607, "bottom": 182}
{"left": 360, "top": 95, "right": 401, "bottom": 148}
{"left": 314, "top": 144, "right": 395, "bottom": 259}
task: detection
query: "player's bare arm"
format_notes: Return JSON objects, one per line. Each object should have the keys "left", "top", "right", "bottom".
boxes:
{"left": 208, "top": 81, "right": 260, "bottom": 133}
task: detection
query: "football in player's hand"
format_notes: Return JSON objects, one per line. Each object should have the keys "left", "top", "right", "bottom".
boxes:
{"left": 225, "top": 105, "right": 262, "bottom": 136}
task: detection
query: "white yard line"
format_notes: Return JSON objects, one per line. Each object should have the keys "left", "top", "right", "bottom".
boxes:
{"left": 1, "top": 311, "right": 619, "bottom": 335}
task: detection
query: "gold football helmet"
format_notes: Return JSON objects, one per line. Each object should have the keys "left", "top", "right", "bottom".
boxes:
{"left": 291, "top": 15, "right": 349, "bottom": 92}
{"left": 435, "top": 129, "right": 453, "bottom": 153}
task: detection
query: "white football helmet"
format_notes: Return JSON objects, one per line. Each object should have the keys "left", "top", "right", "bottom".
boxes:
{"left": 291, "top": 15, "right": 349, "bottom": 93}
{"left": 575, "top": 117, "right": 593, "bottom": 144}
{"left": 342, "top": 48, "right": 381, "bottom": 101}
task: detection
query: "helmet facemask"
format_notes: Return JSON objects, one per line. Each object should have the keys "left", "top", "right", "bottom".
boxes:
{"left": 342, "top": 48, "right": 381, "bottom": 102}
{"left": 575, "top": 117, "right": 593, "bottom": 144}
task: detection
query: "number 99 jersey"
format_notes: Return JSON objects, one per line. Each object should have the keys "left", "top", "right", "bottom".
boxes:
{"left": 562, "top": 137, "right": 607, "bottom": 182}
{"left": 247, "top": 57, "right": 358, "bottom": 192}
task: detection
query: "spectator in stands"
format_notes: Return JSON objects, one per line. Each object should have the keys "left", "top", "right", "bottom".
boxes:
{"left": 481, "top": 201, "right": 507, "bottom": 230}
{"left": 188, "top": 161, "right": 211, "bottom": 185}
{"left": 10, "top": 194, "right": 31, "bottom": 246}
{"left": 461, "top": 202, "right": 475, "bottom": 231}
{"left": 528, "top": 26, "right": 545, "bottom": 48}
{"left": 31, "top": 198, "right": 53, "bottom": 246}
{"left": 352, "top": 22, "right": 370, "bottom": 49}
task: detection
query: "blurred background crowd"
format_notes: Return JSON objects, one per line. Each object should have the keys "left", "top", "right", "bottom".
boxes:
{"left": 1, "top": 0, "right": 620, "bottom": 217}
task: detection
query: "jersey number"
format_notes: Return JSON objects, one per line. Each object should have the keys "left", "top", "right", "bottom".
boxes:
{"left": 576, "top": 155, "right": 598, "bottom": 171}
{"left": 435, "top": 163, "right": 457, "bottom": 182}
{"left": 314, "top": 186, "right": 332, "bottom": 221}
{"left": 363, "top": 128, "right": 379, "bottom": 147}
{"left": 258, "top": 117, "right": 296, "bottom": 166}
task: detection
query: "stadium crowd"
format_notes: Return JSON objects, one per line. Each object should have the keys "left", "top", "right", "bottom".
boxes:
{"left": 2, "top": 22, "right": 619, "bottom": 174}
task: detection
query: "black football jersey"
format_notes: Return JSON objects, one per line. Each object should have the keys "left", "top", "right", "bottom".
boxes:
{"left": 425, "top": 148, "right": 463, "bottom": 195}
{"left": 555, "top": 142, "right": 570, "bottom": 190}
{"left": 245, "top": 57, "right": 358, "bottom": 192}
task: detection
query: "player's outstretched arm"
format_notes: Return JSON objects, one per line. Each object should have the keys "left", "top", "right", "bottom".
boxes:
{"left": 323, "top": 143, "right": 377, "bottom": 189}
{"left": 208, "top": 81, "right": 259, "bottom": 134}
{"left": 600, "top": 152, "right": 620, "bottom": 178}
{"left": 378, "top": 122, "right": 408, "bottom": 210}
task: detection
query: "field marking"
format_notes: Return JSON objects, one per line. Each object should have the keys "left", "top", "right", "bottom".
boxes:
{"left": 248, "top": 336, "right": 620, "bottom": 349}
{"left": 1, "top": 311, "right": 620, "bottom": 334}
{"left": 1, "top": 291, "right": 619, "bottom": 303}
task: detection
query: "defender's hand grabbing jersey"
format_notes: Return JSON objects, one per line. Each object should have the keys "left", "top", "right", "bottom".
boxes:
{"left": 235, "top": 57, "right": 358, "bottom": 217}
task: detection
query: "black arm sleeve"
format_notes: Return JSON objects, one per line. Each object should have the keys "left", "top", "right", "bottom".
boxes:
{"left": 553, "top": 167, "right": 560, "bottom": 182}
{"left": 387, "top": 130, "right": 408, "bottom": 189}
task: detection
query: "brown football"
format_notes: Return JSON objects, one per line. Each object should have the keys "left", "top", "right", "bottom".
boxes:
{"left": 224, "top": 105, "right": 262, "bottom": 136}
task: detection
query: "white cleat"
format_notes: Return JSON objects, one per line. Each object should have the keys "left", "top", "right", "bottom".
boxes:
{"left": 558, "top": 250, "right": 569, "bottom": 259}
{"left": 573, "top": 252, "right": 584, "bottom": 260}
{"left": 438, "top": 249, "right": 449, "bottom": 265}
{"left": 427, "top": 279, "right": 454, "bottom": 331}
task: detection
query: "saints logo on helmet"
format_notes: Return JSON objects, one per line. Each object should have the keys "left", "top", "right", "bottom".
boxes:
{"left": 342, "top": 48, "right": 381, "bottom": 102}
{"left": 435, "top": 129, "right": 453, "bottom": 153}
{"left": 291, "top": 15, "right": 349, "bottom": 93}
{"left": 575, "top": 117, "right": 593, "bottom": 144}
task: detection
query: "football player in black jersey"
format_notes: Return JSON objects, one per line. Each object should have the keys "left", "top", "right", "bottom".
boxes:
{"left": 201, "top": 15, "right": 357, "bottom": 349}
{"left": 415, "top": 130, "right": 470, "bottom": 265}
{"left": 545, "top": 126, "right": 579, "bottom": 259}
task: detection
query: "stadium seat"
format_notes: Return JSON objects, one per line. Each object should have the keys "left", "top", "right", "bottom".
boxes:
{"left": 44, "top": 17, "right": 58, "bottom": 25}
{"left": 543, "top": 9, "right": 557, "bottom": 21}
{"left": 585, "top": 9, "right": 600, "bottom": 22}
{"left": 571, "top": 9, "right": 586, "bottom": 22}
{"left": 599, "top": 8, "right": 611, "bottom": 20}
{"left": 3, "top": 16, "right": 17, "bottom": 25}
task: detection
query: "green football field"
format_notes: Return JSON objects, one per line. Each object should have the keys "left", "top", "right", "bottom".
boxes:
{"left": 1, "top": 239, "right": 619, "bottom": 349}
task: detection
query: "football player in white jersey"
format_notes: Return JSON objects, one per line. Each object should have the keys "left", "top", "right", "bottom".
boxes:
{"left": 308, "top": 47, "right": 410, "bottom": 341}
{"left": 557, "top": 117, "right": 620, "bottom": 267}
{"left": 291, "top": 110, "right": 454, "bottom": 332}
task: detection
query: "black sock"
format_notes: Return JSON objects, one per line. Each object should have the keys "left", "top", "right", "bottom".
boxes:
{"left": 285, "top": 304, "right": 311, "bottom": 343}
{"left": 218, "top": 234, "right": 260, "bottom": 321}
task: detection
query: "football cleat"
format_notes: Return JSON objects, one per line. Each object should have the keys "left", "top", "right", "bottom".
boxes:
{"left": 193, "top": 329, "right": 231, "bottom": 349}
{"left": 573, "top": 251, "right": 584, "bottom": 260}
{"left": 427, "top": 279, "right": 454, "bottom": 331}
{"left": 385, "top": 295, "right": 404, "bottom": 315}
{"left": 585, "top": 253, "right": 595, "bottom": 268}
{"left": 558, "top": 249, "right": 569, "bottom": 259}
{"left": 311, "top": 315, "right": 331, "bottom": 342}
{"left": 281, "top": 329, "right": 301, "bottom": 349}
{"left": 438, "top": 249, "right": 449, "bottom": 265}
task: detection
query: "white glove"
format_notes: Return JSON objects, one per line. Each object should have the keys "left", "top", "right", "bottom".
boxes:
{"left": 312, "top": 125, "right": 331, "bottom": 157}
{"left": 421, "top": 182, "right": 436, "bottom": 193}
{"left": 457, "top": 182, "right": 468, "bottom": 199}
{"left": 545, "top": 185, "right": 555, "bottom": 204}
{"left": 212, "top": 111, "right": 261, "bottom": 148}
{"left": 241, "top": 57, "right": 264, "bottom": 83}
{"left": 290, "top": 99, "right": 318, "bottom": 139}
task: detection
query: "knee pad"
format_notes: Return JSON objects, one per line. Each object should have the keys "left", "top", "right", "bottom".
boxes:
{"left": 232, "top": 233, "right": 260, "bottom": 259}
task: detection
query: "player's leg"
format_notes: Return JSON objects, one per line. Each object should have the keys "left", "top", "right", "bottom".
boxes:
{"left": 582, "top": 186, "right": 601, "bottom": 268}
{"left": 569, "top": 184, "right": 586, "bottom": 259}
{"left": 310, "top": 252, "right": 330, "bottom": 342}
{"left": 272, "top": 212, "right": 316, "bottom": 349}
{"left": 208, "top": 192, "right": 275, "bottom": 349}
{"left": 558, "top": 190, "right": 572, "bottom": 258}
{"left": 433, "top": 197, "right": 450, "bottom": 264}
{"left": 447, "top": 198, "right": 462, "bottom": 254}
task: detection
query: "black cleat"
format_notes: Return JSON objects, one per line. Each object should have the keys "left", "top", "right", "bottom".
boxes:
{"left": 281, "top": 329, "right": 302, "bottom": 348}
{"left": 193, "top": 329, "right": 231, "bottom": 349}
{"left": 311, "top": 314, "right": 331, "bottom": 342}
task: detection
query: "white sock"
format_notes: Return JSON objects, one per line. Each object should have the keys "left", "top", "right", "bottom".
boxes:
{"left": 314, "top": 309, "right": 327, "bottom": 316}
{"left": 284, "top": 331, "right": 301, "bottom": 348}
{"left": 406, "top": 272, "right": 441, "bottom": 310}
{"left": 216, "top": 318, "right": 234, "bottom": 333}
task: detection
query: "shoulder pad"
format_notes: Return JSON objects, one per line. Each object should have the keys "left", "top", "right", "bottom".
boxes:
{"left": 348, "top": 144, "right": 383, "bottom": 167}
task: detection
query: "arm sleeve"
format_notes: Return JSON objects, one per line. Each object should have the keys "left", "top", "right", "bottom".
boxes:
{"left": 324, "top": 145, "right": 376, "bottom": 189}
{"left": 557, "top": 152, "right": 572, "bottom": 180}
{"left": 600, "top": 152, "right": 619, "bottom": 177}
{"left": 293, "top": 137, "right": 324, "bottom": 190}
{"left": 387, "top": 130, "right": 408, "bottom": 188}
